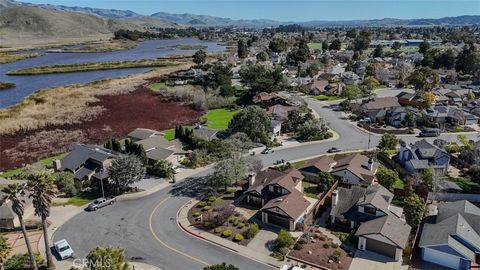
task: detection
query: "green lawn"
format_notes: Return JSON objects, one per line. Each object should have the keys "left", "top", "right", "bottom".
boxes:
{"left": 293, "top": 160, "right": 306, "bottom": 169}
{"left": 149, "top": 82, "right": 166, "bottom": 90}
{"left": 67, "top": 192, "right": 96, "bottom": 206}
{"left": 0, "top": 153, "right": 66, "bottom": 178}
{"left": 307, "top": 42, "right": 322, "bottom": 50}
{"left": 233, "top": 84, "right": 245, "bottom": 92}
{"left": 201, "top": 108, "right": 238, "bottom": 130}
{"left": 447, "top": 176, "right": 479, "bottom": 192}
{"left": 384, "top": 149, "right": 399, "bottom": 156}
{"left": 163, "top": 128, "right": 176, "bottom": 141}
{"left": 313, "top": 95, "right": 343, "bottom": 101}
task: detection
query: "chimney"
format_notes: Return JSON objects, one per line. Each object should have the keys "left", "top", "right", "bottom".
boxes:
{"left": 367, "top": 157, "right": 374, "bottom": 171}
{"left": 332, "top": 190, "right": 338, "bottom": 207}
{"left": 248, "top": 173, "right": 256, "bottom": 187}
{"left": 53, "top": 159, "right": 61, "bottom": 171}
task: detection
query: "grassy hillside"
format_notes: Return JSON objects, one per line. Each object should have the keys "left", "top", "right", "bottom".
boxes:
{"left": 0, "top": 6, "right": 142, "bottom": 44}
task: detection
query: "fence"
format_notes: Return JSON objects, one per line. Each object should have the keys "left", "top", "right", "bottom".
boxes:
{"left": 427, "top": 192, "right": 480, "bottom": 202}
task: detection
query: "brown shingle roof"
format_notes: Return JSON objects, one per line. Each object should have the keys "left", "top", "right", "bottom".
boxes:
{"left": 300, "top": 155, "right": 335, "bottom": 172}
{"left": 261, "top": 189, "right": 311, "bottom": 220}
{"left": 247, "top": 168, "right": 304, "bottom": 193}
{"left": 331, "top": 154, "right": 378, "bottom": 184}
{"left": 363, "top": 97, "right": 400, "bottom": 110}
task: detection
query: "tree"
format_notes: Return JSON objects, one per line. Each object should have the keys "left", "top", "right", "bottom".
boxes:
{"left": 237, "top": 39, "right": 248, "bottom": 58}
{"left": 373, "top": 45, "right": 383, "bottom": 58}
{"left": 193, "top": 49, "right": 207, "bottom": 65}
{"left": 0, "top": 235, "right": 11, "bottom": 270}
{"left": 1, "top": 184, "right": 38, "bottom": 270}
{"left": 318, "top": 171, "right": 334, "bottom": 189}
{"left": 53, "top": 171, "right": 77, "bottom": 197}
{"left": 391, "top": 41, "right": 402, "bottom": 51}
{"left": 353, "top": 30, "right": 371, "bottom": 53}
{"left": 375, "top": 167, "right": 399, "bottom": 191}
{"left": 436, "top": 49, "right": 456, "bottom": 69}
{"left": 86, "top": 246, "right": 130, "bottom": 270}
{"left": 419, "top": 167, "right": 433, "bottom": 190}
{"left": 275, "top": 229, "right": 294, "bottom": 250}
{"left": 268, "top": 38, "right": 287, "bottom": 53}
{"left": 204, "top": 263, "right": 239, "bottom": 270}
{"left": 108, "top": 155, "right": 146, "bottom": 193}
{"left": 456, "top": 45, "right": 480, "bottom": 78}
{"left": 422, "top": 92, "right": 436, "bottom": 107}
{"left": 329, "top": 39, "right": 342, "bottom": 51}
{"left": 418, "top": 40, "right": 430, "bottom": 54}
{"left": 346, "top": 28, "right": 357, "bottom": 39}
{"left": 256, "top": 51, "right": 268, "bottom": 62}
{"left": 4, "top": 253, "right": 44, "bottom": 270}
{"left": 321, "top": 40, "right": 328, "bottom": 53}
{"left": 467, "top": 90, "right": 475, "bottom": 101}
{"left": 408, "top": 67, "right": 439, "bottom": 92}
{"left": 135, "top": 144, "right": 148, "bottom": 164}
{"left": 148, "top": 160, "right": 174, "bottom": 180}
{"left": 239, "top": 64, "right": 286, "bottom": 94}
{"left": 27, "top": 172, "right": 56, "bottom": 270}
{"left": 403, "top": 194, "right": 425, "bottom": 228}
{"left": 362, "top": 76, "right": 380, "bottom": 90}
{"left": 228, "top": 106, "right": 271, "bottom": 143}
{"left": 378, "top": 134, "right": 399, "bottom": 150}
{"left": 287, "top": 39, "right": 311, "bottom": 65}
{"left": 210, "top": 159, "right": 235, "bottom": 191}
{"left": 297, "top": 118, "right": 330, "bottom": 142}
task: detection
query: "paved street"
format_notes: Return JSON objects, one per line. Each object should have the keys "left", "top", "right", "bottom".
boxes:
{"left": 53, "top": 97, "right": 478, "bottom": 270}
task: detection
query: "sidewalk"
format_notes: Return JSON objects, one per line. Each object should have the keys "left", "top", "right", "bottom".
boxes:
{"left": 177, "top": 199, "right": 284, "bottom": 268}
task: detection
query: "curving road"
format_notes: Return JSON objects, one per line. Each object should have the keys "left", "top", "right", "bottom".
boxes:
{"left": 53, "top": 98, "right": 478, "bottom": 270}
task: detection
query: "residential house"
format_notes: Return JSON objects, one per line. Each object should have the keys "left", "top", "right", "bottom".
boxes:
{"left": 134, "top": 132, "right": 184, "bottom": 164}
{"left": 330, "top": 185, "right": 411, "bottom": 261}
{"left": 56, "top": 144, "right": 119, "bottom": 182}
{"left": 0, "top": 203, "right": 14, "bottom": 229}
{"left": 342, "top": 71, "right": 361, "bottom": 85}
{"left": 360, "top": 97, "right": 401, "bottom": 122}
{"left": 419, "top": 200, "right": 480, "bottom": 270}
{"left": 424, "top": 106, "right": 478, "bottom": 128}
{"left": 330, "top": 154, "right": 378, "bottom": 186}
{"left": 192, "top": 125, "right": 223, "bottom": 141}
{"left": 309, "top": 78, "right": 329, "bottom": 95}
{"left": 252, "top": 92, "right": 287, "bottom": 107}
{"left": 245, "top": 168, "right": 313, "bottom": 231}
{"left": 385, "top": 106, "right": 419, "bottom": 127}
{"left": 298, "top": 155, "right": 336, "bottom": 183}
{"left": 128, "top": 128, "right": 164, "bottom": 141}
{"left": 266, "top": 104, "right": 297, "bottom": 121}
{"left": 396, "top": 140, "right": 450, "bottom": 175}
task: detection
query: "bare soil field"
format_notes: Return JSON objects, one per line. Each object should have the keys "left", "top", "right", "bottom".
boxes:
{"left": 0, "top": 87, "right": 202, "bottom": 171}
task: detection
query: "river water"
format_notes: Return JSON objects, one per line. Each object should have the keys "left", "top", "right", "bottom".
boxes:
{"left": 0, "top": 38, "right": 225, "bottom": 108}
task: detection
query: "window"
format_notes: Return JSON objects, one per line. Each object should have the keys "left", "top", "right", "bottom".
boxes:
{"left": 364, "top": 206, "right": 376, "bottom": 215}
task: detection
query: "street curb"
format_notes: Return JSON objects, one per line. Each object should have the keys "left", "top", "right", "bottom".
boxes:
{"left": 175, "top": 199, "right": 278, "bottom": 269}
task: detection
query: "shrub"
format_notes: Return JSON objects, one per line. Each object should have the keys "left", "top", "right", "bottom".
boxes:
{"left": 331, "top": 243, "right": 339, "bottom": 248}
{"left": 323, "top": 243, "right": 330, "bottom": 248}
{"left": 229, "top": 218, "right": 236, "bottom": 223}
{"left": 222, "top": 230, "right": 232, "bottom": 238}
{"left": 275, "top": 229, "right": 294, "bottom": 250}
{"left": 293, "top": 242, "right": 303, "bottom": 250}
{"left": 203, "top": 222, "right": 210, "bottom": 228}
{"left": 233, "top": 220, "right": 239, "bottom": 226}
{"left": 234, "top": 234, "right": 244, "bottom": 242}
{"left": 207, "top": 195, "right": 217, "bottom": 203}
{"left": 237, "top": 223, "right": 245, "bottom": 229}
{"left": 319, "top": 236, "right": 326, "bottom": 241}
{"left": 5, "top": 253, "right": 45, "bottom": 270}
{"left": 298, "top": 238, "right": 307, "bottom": 245}
{"left": 234, "top": 212, "right": 240, "bottom": 217}
{"left": 333, "top": 250, "right": 342, "bottom": 257}
{"left": 193, "top": 212, "right": 201, "bottom": 217}
{"left": 214, "top": 227, "right": 223, "bottom": 234}
{"left": 246, "top": 223, "right": 260, "bottom": 239}
{"left": 202, "top": 205, "right": 211, "bottom": 211}
{"left": 226, "top": 187, "right": 236, "bottom": 194}
{"left": 197, "top": 201, "right": 207, "bottom": 208}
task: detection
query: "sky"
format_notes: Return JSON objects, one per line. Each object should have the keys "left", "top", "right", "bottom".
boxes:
{"left": 24, "top": 0, "right": 480, "bottom": 21}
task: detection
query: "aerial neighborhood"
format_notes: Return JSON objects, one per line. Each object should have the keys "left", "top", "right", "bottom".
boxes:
{"left": 0, "top": 1, "right": 479, "bottom": 270}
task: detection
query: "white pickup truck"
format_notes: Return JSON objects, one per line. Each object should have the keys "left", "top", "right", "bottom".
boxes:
{"left": 87, "top": 196, "right": 115, "bottom": 211}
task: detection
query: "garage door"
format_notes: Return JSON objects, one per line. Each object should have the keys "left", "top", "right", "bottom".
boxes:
{"left": 366, "top": 238, "right": 397, "bottom": 259}
{"left": 423, "top": 247, "right": 460, "bottom": 270}
{"left": 268, "top": 213, "right": 290, "bottom": 229}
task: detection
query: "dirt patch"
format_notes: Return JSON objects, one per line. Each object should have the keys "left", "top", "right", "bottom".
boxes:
{"left": 288, "top": 229, "right": 353, "bottom": 270}
{"left": 0, "top": 87, "right": 202, "bottom": 171}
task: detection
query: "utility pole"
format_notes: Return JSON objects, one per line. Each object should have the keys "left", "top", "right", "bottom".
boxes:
{"left": 367, "top": 133, "right": 371, "bottom": 149}
{"left": 100, "top": 168, "right": 105, "bottom": 198}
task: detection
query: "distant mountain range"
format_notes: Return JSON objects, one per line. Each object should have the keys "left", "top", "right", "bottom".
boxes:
{"left": 0, "top": 0, "right": 478, "bottom": 32}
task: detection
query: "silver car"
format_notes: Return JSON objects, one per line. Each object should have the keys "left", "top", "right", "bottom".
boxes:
{"left": 54, "top": 239, "right": 74, "bottom": 260}
{"left": 87, "top": 197, "right": 115, "bottom": 211}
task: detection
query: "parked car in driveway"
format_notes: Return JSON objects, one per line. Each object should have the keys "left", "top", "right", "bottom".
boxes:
{"left": 327, "top": 147, "right": 341, "bottom": 153}
{"left": 87, "top": 196, "right": 115, "bottom": 211}
{"left": 54, "top": 239, "right": 74, "bottom": 260}
{"left": 261, "top": 148, "right": 274, "bottom": 154}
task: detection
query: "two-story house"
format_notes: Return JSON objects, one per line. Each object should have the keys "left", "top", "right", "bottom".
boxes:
{"left": 396, "top": 139, "right": 450, "bottom": 175}
{"left": 359, "top": 97, "right": 401, "bottom": 122}
{"left": 245, "top": 168, "right": 312, "bottom": 231}
{"left": 419, "top": 200, "right": 480, "bottom": 270}
{"left": 330, "top": 185, "right": 411, "bottom": 261}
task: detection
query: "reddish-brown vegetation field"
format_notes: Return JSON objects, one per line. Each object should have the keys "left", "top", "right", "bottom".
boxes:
{"left": 0, "top": 87, "right": 202, "bottom": 171}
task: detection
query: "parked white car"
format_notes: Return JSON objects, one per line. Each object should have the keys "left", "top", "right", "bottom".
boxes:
{"left": 54, "top": 239, "right": 74, "bottom": 260}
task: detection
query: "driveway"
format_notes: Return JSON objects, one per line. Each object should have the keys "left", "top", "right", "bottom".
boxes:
{"left": 349, "top": 250, "right": 408, "bottom": 270}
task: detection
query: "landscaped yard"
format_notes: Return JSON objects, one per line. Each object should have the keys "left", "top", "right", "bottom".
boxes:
{"left": 393, "top": 178, "right": 405, "bottom": 189}
{"left": 201, "top": 108, "right": 238, "bottom": 130}
{"left": 187, "top": 193, "right": 258, "bottom": 246}
{"left": 66, "top": 192, "right": 97, "bottom": 206}
{"left": 163, "top": 128, "right": 176, "bottom": 141}
{"left": 313, "top": 95, "right": 343, "bottom": 101}
{"left": 302, "top": 182, "right": 322, "bottom": 199}
{"left": 288, "top": 228, "right": 353, "bottom": 270}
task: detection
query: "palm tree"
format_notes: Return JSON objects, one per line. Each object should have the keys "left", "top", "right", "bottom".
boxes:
{"left": 0, "top": 235, "right": 12, "bottom": 270}
{"left": 28, "top": 172, "right": 57, "bottom": 270}
{"left": 1, "top": 184, "right": 38, "bottom": 270}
